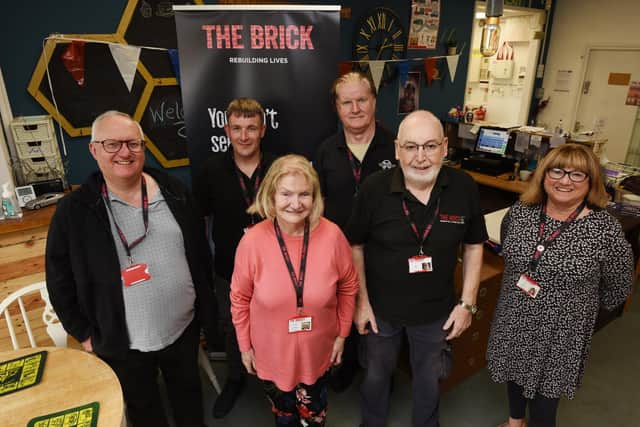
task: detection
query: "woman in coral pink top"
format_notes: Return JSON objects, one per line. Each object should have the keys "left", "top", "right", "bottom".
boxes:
{"left": 231, "top": 154, "right": 358, "bottom": 426}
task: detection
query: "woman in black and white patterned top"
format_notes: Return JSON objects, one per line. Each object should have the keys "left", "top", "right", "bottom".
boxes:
{"left": 487, "top": 144, "right": 633, "bottom": 427}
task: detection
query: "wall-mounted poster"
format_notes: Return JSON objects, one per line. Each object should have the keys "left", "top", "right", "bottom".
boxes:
{"left": 398, "top": 72, "right": 420, "bottom": 115}
{"left": 174, "top": 5, "right": 340, "bottom": 178}
{"left": 626, "top": 81, "right": 640, "bottom": 106}
{"left": 408, "top": 0, "right": 440, "bottom": 49}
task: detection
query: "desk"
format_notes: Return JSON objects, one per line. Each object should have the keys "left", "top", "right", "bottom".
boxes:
{"left": 0, "top": 347, "right": 124, "bottom": 427}
{"left": 464, "top": 169, "right": 528, "bottom": 194}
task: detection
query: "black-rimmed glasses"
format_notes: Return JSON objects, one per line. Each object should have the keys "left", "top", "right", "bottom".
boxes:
{"left": 399, "top": 141, "right": 443, "bottom": 155}
{"left": 546, "top": 167, "right": 589, "bottom": 183}
{"left": 92, "top": 139, "right": 145, "bottom": 153}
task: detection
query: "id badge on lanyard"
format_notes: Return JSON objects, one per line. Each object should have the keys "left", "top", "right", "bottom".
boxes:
{"left": 408, "top": 255, "right": 433, "bottom": 273}
{"left": 274, "top": 219, "right": 313, "bottom": 333}
{"left": 519, "top": 201, "right": 585, "bottom": 299}
{"left": 516, "top": 273, "right": 540, "bottom": 298}
{"left": 402, "top": 198, "right": 439, "bottom": 274}
{"left": 288, "top": 314, "right": 313, "bottom": 333}
{"left": 121, "top": 263, "right": 152, "bottom": 287}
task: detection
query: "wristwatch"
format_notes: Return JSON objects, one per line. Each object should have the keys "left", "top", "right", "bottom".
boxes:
{"left": 458, "top": 300, "right": 478, "bottom": 315}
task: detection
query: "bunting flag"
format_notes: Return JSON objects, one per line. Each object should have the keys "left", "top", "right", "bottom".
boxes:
{"left": 446, "top": 54, "right": 460, "bottom": 83}
{"left": 109, "top": 44, "right": 141, "bottom": 92}
{"left": 168, "top": 49, "right": 181, "bottom": 82}
{"left": 338, "top": 61, "right": 353, "bottom": 77}
{"left": 368, "top": 60, "right": 386, "bottom": 91}
{"left": 397, "top": 61, "right": 410, "bottom": 88}
{"left": 61, "top": 41, "right": 86, "bottom": 87}
{"left": 424, "top": 57, "right": 438, "bottom": 86}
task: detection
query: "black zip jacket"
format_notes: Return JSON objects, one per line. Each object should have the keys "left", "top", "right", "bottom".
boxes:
{"left": 45, "top": 168, "right": 217, "bottom": 359}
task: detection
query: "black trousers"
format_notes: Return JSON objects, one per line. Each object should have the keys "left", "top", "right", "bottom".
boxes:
{"left": 215, "top": 275, "right": 244, "bottom": 381}
{"left": 507, "top": 381, "right": 559, "bottom": 427}
{"left": 101, "top": 319, "right": 204, "bottom": 427}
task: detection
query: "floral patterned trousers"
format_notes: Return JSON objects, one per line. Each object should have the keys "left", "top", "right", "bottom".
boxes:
{"left": 262, "top": 371, "right": 330, "bottom": 426}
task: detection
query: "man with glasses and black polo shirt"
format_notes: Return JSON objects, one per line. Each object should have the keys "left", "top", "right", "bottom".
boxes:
{"left": 346, "top": 110, "right": 487, "bottom": 427}
{"left": 46, "top": 111, "right": 217, "bottom": 427}
{"left": 194, "top": 98, "right": 277, "bottom": 418}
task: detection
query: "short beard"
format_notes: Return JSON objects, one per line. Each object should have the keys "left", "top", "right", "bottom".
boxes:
{"left": 403, "top": 165, "right": 441, "bottom": 188}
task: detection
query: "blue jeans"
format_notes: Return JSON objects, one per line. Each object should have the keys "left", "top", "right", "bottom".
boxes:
{"left": 360, "top": 316, "right": 450, "bottom": 427}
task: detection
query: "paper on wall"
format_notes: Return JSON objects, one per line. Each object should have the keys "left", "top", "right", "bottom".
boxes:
{"left": 514, "top": 132, "right": 530, "bottom": 153}
{"left": 530, "top": 134, "right": 542, "bottom": 147}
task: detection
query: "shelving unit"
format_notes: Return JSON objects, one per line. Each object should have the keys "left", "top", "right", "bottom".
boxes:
{"left": 9, "top": 116, "right": 66, "bottom": 187}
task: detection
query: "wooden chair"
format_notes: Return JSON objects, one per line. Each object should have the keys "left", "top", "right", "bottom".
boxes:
{"left": 0, "top": 281, "right": 67, "bottom": 350}
{"left": 1, "top": 281, "right": 221, "bottom": 395}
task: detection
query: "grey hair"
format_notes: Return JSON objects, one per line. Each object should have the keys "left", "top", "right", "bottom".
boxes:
{"left": 91, "top": 111, "right": 144, "bottom": 141}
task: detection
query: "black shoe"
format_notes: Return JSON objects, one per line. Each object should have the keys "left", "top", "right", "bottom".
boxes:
{"left": 213, "top": 378, "right": 246, "bottom": 418}
{"left": 329, "top": 362, "right": 358, "bottom": 393}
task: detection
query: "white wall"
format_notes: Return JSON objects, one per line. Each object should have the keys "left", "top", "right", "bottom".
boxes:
{"left": 0, "top": 68, "right": 15, "bottom": 190}
{"left": 537, "top": 0, "right": 640, "bottom": 130}
{"left": 465, "top": 10, "right": 544, "bottom": 125}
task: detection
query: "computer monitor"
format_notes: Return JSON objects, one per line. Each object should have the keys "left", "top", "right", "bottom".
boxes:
{"left": 475, "top": 127, "right": 510, "bottom": 157}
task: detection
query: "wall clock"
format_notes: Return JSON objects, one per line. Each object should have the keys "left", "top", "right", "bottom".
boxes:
{"left": 353, "top": 7, "right": 407, "bottom": 84}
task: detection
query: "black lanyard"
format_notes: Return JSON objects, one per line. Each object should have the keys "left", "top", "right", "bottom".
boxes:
{"left": 346, "top": 149, "right": 362, "bottom": 192}
{"left": 401, "top": 197, "right": 440, "bottom": 255}
{"left": 529, "top": 201, "right": 585, "bottom": 272}
{"left": 101, "top": 176, "right": 149, "bottom": 264}
{"left": 234, "top": 160, "right": 262, "bottom": 224}
{"left": 274, "top": 218, "right": 310, "bottom": 313}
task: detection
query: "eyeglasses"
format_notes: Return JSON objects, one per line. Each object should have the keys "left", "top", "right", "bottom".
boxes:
{"left": 93, "top": 139, "right": 145, "bottom": 153}
{"left": 546, "top": 167, "right": 589, "bottom": 183}
{"left": 399, "top": 141, "right": 443, "bottom": 155}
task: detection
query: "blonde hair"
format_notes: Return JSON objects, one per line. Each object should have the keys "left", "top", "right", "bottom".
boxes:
{"left": 248, "top": 154, "right": 324, "bottom": 223}
{"left": 226, "top": 98, "right": 265, "bottom": 125}
{"left": 520, "top": 143, "right": 608, "bottom": 208}
{"left": 330, "top": 71, "right": 377, "bottom": 106}
{"left": 91, "top": 111, "right": 144, "bottom": 141}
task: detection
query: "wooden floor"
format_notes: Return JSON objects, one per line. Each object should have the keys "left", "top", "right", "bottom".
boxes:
{"left": 0, "top": 205, "right": 68, "bottom": 352}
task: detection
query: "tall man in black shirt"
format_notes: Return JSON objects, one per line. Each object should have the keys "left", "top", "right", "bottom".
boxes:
{"left": 194, "top": 98, "right": 276, "bottom": 418}
{"left": 314, "top": 71, "right": 396, "bottom": 391}
{"left": 346, "top": 110, "right": 487, "bottom": 427}
{"left": 315, "top": 71, "right": 397, "bottom": 229}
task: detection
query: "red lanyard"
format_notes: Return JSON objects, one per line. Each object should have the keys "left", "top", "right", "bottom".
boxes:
{"left": 346, "top": 149, "right": 362, "bottom": 189}
{"left": 101, "top": 176, "right": 149, "bottom": 264}
{"left": 274, "top": 219, "right": 310, "bottom": 312}
{"left": 529, "top": 201, "right": 585, "bottom": 272}
{"left": 401, "top": 197, "right": 440, "bottom": 255}
{"left": 234, "top": 160, "right": 262, "bottom": 224}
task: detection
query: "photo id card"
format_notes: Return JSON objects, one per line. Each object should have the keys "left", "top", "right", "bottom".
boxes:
{"left": 288, "top": 315, "right": 313, "bottom": 333}
{"left": 121, "top": 263, "right": 151, "bottom": 287}
{"left": 408, "top": 255, "right": 433, "bottom": 273}
{"left": 516, "top": 273, "right": 541, "bottom": 298}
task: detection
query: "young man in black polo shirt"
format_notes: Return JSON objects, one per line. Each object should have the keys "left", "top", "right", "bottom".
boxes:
{"left": 194, "top": 98, "right": 276, "bottom": 418}
{"left": 313, "top": 71, "right": 396, "bottom": 391}
{"left": 346, "top": 110, "right": 487, "bottom": 427}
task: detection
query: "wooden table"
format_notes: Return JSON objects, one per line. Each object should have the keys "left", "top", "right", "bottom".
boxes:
{"left": 0, "top": 347, "right": 124, "bottom": 427}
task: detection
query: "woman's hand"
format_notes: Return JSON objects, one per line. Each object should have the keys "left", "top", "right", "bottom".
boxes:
{"left": 330, "top": 336, "right": 345, "bottom": 366}
{"left": 241, "top": 349, "right": 256, "bottom": 375}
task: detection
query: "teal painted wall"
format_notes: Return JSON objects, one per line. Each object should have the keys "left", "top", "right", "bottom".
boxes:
{"left": 2, "top": 0, "right": 478, "bottom": 184}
